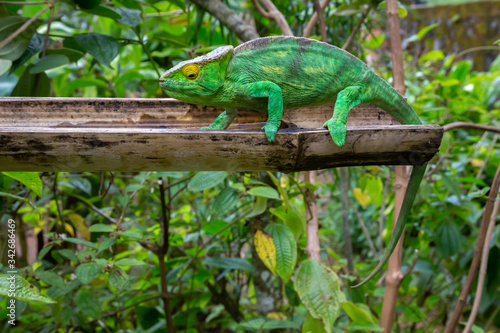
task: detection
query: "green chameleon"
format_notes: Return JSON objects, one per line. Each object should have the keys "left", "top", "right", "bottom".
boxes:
{"left": 159, "top": 36, "right": 425, "bottom": 288}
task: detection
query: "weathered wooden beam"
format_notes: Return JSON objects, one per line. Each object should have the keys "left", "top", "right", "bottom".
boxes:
{"left": 0, "top": 97, "right": 442, "bottom": 172}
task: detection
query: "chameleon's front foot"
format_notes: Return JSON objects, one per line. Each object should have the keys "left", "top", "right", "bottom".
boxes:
{"left": 200, "top": 126, "right": 214, "bottom": 130}
{"left": 262, "top": 123, "right": 279, "bottom": 143}
{"left": 323, "top": 119, "right": 346, "bottom": 147}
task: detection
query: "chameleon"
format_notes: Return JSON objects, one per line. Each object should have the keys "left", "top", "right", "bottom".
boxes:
{"left": 159, "top": 36, "right": 425, "bottom": 288}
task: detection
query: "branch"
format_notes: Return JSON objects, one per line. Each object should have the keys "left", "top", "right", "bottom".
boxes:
{"left": 303, "top": 0, "right": 330, "bottom": 38}
{"left": 378, "top": 169, "right": 391, "bottom": 255}
{"left": 311, "top": 0, "right": 327, "bottom": 42}
{"left": 401, "top": 250, "right": 419, "bottom": 280}
{"left": 304, "top": 171, "right": 320, "bottom": 261}
{"left": 464, "top": 197, "right": 499, "bottom": 333}
{"left": 342, "top": 8, "right": 371, "bottom": 51}
{"left": 443, "top": 122, "right": 500, "bottom": 133}
{"left": 0, "top": 3, "right": 52, "bottom": 51}
{"left": 251, "top": 0, "right": 293, "bottom": 36}
{"left": 0, "top": 1, "right": 47, "bottom": 4}
{"left": 445, "top": 161, "right": 500, "bottom": 333}
{"left": 41, "top": 4, "right": 54, "bottom": 57}
{"left": 339, "top": 168, "right": 354, "bottom": 273}
{"left": 189, "top": 0, "right": 259, "bottom": 42}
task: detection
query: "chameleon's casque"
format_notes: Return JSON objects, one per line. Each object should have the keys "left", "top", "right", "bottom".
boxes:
{"left": 160, "top": 36, "right": 426, "bottom": 287}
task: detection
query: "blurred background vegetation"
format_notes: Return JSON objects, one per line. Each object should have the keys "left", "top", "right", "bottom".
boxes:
{"left": 0, "top": 0, "right": 499, "bottom": 332}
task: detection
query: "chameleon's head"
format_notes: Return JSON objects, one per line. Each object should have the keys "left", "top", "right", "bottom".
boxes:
{"left": 159, "top": 45, "right": 234, "bottom": 103}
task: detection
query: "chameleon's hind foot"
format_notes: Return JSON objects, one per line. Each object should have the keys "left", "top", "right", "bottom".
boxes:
{"left": 323, "top": 120, "right": 346, "bottom": 147}
{"left": 262, "top": 123, "right": 279, "bottom": 143}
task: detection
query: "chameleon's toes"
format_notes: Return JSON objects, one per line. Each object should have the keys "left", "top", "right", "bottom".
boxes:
{"left": 323, "top": 120, "right": 346, "bottom": 147}
{"left": 200, "top": 126, "right": 213, "bottom": 130}
{"left": 262, "top": 123, "right": 278, "bottom": 143}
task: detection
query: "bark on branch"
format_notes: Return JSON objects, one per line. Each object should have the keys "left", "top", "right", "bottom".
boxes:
{"left": 189, "top": 0, "right": 259, "bottom": 42}
{"left": 251, "top": 0, "right": 293, "bottom": 36}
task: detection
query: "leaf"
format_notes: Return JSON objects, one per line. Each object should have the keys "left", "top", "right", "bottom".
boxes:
{"left": 37, "top": 245, "right": 53, "bottom": 261}
{"left": 114, "top": 6, "right": 141, "bottom": 27}
{"left": 0, "top": 16, "right": 41, "bottom": 61}
{"left": 248, "top": 186, "right": 280, "bottom": 200}
{"left": 404, "top": 304, "right": 427, "bottom": 322}
{"left": 0, "top": 59, "right": 11, "bottom": 76}
{"left": 420, "top": 50, "right": 445, "bottom": 62}
{"left": 0, "top": 273, "right": 55, "bottom": 303}
{"left": 46, "top": 48, "right": 84, "bottom": 62}
{"left": 74, "top": 0, "right": 102, "bottom": 10}
{"left": 35, "top": 271, "right": 65, "bottom": 288}
{"left": 11, "top": 64, "right": 50, "bottom": 97}
{"left": 436, "top": 221, "right": 461, "bottom": 257}
{"left": 188, "top": 171, "right": 228, "bottom": 191}
{"left": 98, "top": 237, "right": 116, "bottom": 252}
{"left": 29, "top": 54, "right": 69, "bottom": 74}
{"left": 58, "top": 249, "right": 78, "bottom": 262}
{"left": 88, "top": 224, "right": 114, "bottom": 232}
{"left": 2, "top": 172, "right": 42, "bottom": 196}
{"left": 247, "top": 196, "right": 267, "bottom": 218}
{"left": 61, "top": 78, "right": 108, "bottom": 96}
{"left": 74, "top": 33, "right": 119, "bottom": 68}
{"left": 114, "top": 71, "right": 144, "bottom": 85}
{"left": 82, "top": 5, "right": 122, "bottom": 19}
{"left": 75, "top": 291, "right": 101, "bottom": 318}
{"left": 353, "top": 187, "right": 370, "bottom": 207}
{"left": 65, "top": 237, "right": 98, "bottom": 249}
{"left": 340, "top": 301, "right": 377, "bottom": 324}
{"left": 108, "top": 267, "right": 128, "bottom": 290}
{"left": 202, "top": 257, "right": 254, "bottom": 272}
{"left": 302, "top": 312, "right": 327, "bottom": 333}
{"left": 417, "top": 23, "right": 439, "bottom": 40}
{"left": 212, "top": 187, "right": 238, "bottom": 221}
{"left": 75, "top": 262, "right": 103, "bottom": 284}
{"left": 364, "top": 35, "right": 385, "bottom": 49}
{"left": 11, "top": 33, "right": 45, "bottom": 72}
{"left": 269, "top": 206, "right": 305, "bottom": 240}
{"left": 115, "top": 258, "right": 148, "bottom": 266}
{"left": 294, "top": 260, "right": 345, "bottom": 332}
{"left": 254, "top": 229, "right": 277, "bottom": 275}
{"left": 265, "top": 224, "right": 297, "bottom": 283}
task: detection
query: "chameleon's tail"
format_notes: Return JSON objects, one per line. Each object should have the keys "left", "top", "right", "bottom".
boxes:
{"left": 352, "top": 163, "right": 426, "bottom": 288}
{"left": 367, "top": 74, "right": 421, "bottom": 126}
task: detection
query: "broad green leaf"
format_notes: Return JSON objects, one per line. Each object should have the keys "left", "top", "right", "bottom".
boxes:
{"left": 265, "top": 224, "right": 297, "bottom": 283}
{"left": 188, "top": 171, "right": 228, "bottom": 191}
{"left": 75, "top": 291, "right": 101, "bottom": 318}
{"left": 35, "top": 271, "right": 64, "bottom": 288}
{"left": 420, "top": 50, "right": 445, "bottom": 62}
{"left": 114, "top": 7, "right": 141, "bottom": 27}
{"left": 247, "top": 196, "right": 267, "bottom": 218}
{"left": 98, "top": 237, "right": 116, "bottom": 252}
{"left": 0, "top": 59, "right": 11, "bottom": 76}
{"left": 212, "top": 187, "right": 238, "bottom": 221}
{"left": 74, "top": 0, "right": 102, "bottom": 9}
{"left": 202, "top": 257, "right": 254, "bottom": 272}
{"left": 436, "top": 221, "right": 461, "bottom": 257}
{"left": 108, "top": 267, "right": 128, "bottom": 290}
{"left": 348, "top": 322, "right": 384, "bottom": 331}
{"left": 65, "top": 237, "right": 98, "bottom": 249}
{"left": 2, "top": 172, "right": 42, "bottom": 196}
{"left": 114, "top": 71, "right": 144, "bottom": 85}
{"left": 248, "top": 186, "right": 280, "bottom": 200}
{"left": 74, "top": 33, "right": 119, "bottom": 68}
{"left": 269, "top": 206, "right": 305, "bottom": 240}
{"left": 58, "top": 249, "right": 78, "bottom": 262}
{"left": 29, "top": 54, "right": 69, "bottom": 74}
{"left": 82, "top": 5, "right": 122, "bottom": 19}
{"left": 61, "top": 78, "right": 108, "bottom": 96}
{"left": 88, "top": 224, "right": 114, "bottom": 232}
{"left": 11, "top": 33, "right": 45, "bottom": 72}
{"left": 46, "top": 48, "right": 84, "bottom": 62}
{"left": 75, "top": 262, "right": 102, "bottom": 284}
{"left": 302, "top": 312, "right": 327, "bottom": 333}
{"left": 417, "top": 23, "right": 439, "bottom": 40}
{"left": 37, "top": 245, "right": 53, "bottom": 261}
{"left": 201, "top": 220, "right": 230, "bottom": 236}
{"left": 294, "top": 260, "right": 345, "bottom": 332}
{"left": 115, "top": 258, "right": 148, "bottom": 266}
{"left": 404, "top": 304, "right": 427, "bottom": 322}
{"left": 0, "top": 16, "right": 41, "bottom": 61}
{"left": 364, "top": 35, "right": 385, "bottom": 49}
{"left": 340, "top": 301, "right": 377, "bottom": 324}
{"left": 254, "top": 229, "right": 277, "bottom": 275}
{"left": 0, "top": 273, "right": 55, "bottom": 303}
{"left": 262, "top": 320, "right": 299, "bottom": 329}
{"left": 11, "top": 64, "right": 50, "bottom": 97}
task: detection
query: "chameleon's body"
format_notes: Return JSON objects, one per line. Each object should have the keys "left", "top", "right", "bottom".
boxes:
{"left": 160, "top": 36, "right": 425, "bottom": 287}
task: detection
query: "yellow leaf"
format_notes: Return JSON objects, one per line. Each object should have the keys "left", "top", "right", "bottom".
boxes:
{"left": 68, "top": 213, "right": 89, "bottom": 239}
{"left": 267, "top": 312, "right": 287, "bottom": 320}
{"left": 353, "top": 188, "right": 370, "bottom": 207}
{"left": 471, "top": 158, "right": 484, "bottom": 167}
{"left": 254, "top": 229, "right": 277, "bottom": 275}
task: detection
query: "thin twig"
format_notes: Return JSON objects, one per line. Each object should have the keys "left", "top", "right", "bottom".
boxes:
{"left": 303, "top": 0, "right": 330, "bottom": 38}
{"left": 102, "top": 295, "right": 161, "bottom": 318}
{"left": 0, "top": 1, "right": 47, "bottom": 4}
{"left": 401, "top": 250, "right": 419, "bottom": 280}
{"left": 463, "top": 197, "right": 499, "bottom": 333}
{"left": 342, "top": 8, "right": 371, "bottom": 51}
{"left": 251, "top": 0, "right": 293, "bottom": 36}
{"left": 42, "top": 3, "right": 54, "bottom": 57}
{"left": 311, "top": 0, "right": 327, "bottom": 42}
{"left": 476, "top": 134, "right": 498, "bottom": 181}
{"left": 0, "top": 3, "right": 52, "bottom": 51}
{"left": 445, "top": 162, "right": 500, "bottom": 333}
{"left": 250, "top": 0, "right": 272, "bottom": 19}
{"left": 443, "top": 122, "right": 500, "bottom": 134}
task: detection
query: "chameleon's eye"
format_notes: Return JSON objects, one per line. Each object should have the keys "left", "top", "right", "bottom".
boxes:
{"left": 182, "top": 64, "right": 200, "bottom": 80}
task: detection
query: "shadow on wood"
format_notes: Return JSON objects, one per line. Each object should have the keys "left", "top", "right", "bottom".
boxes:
{"left": 0, "top": 97, "right": 442, "bottom": 172}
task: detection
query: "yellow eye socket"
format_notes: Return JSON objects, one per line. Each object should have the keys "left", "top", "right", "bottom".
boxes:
{"left": 182, "top": 64, "right": 200, "bottom": 80}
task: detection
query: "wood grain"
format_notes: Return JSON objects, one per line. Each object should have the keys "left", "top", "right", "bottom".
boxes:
{"left": 0, "top": 98, "right": 442, "bottom": 172}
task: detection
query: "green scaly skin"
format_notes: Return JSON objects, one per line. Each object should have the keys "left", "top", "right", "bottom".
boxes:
{"left": 159, "top": 36, "right": 426, "bottom": 288}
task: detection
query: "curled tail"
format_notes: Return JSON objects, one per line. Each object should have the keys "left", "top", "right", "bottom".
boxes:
{"left": 352, "top": 162, "right": 426, "bottom": 288}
